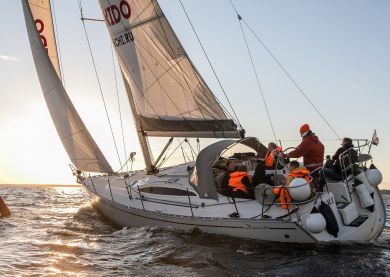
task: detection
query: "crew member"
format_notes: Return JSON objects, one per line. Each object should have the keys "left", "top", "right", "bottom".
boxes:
{"left": 264, "top": 142, "right": 283, "bottom": 169}
{"left": 324, "top": 137, "right": 358, "bottom": 180}
{"left": 287, "top": 124, "right": 325, "bottom": 172}
{"left": 228, "top": 165, "right": 254, "bottom": 199}
{"left": 286, "top": 160, "right": 311, "bottom": 185}
{"left": 273, "top": 161, "right": 311, "bottom": 210}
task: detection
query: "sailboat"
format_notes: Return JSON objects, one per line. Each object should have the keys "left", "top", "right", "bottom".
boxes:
{"left": 22, "top": 0, "right": 386, "bottom": 243}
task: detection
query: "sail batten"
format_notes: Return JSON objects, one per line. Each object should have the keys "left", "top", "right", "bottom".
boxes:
{"left": 23, "top": 0, "right": 113, "bottom": 173}
{"left": 131, "top": 14, "right": 163, "bottom": 30}
{"left": 99, "top": 0, "right": 239, "bottom": 135}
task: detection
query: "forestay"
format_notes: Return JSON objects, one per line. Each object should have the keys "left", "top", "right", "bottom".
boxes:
{"left": 22, "top": 0, "right": 113, "bottom": 173}
{"left": 99, "top": 0, "right": 239, "bottom": 137}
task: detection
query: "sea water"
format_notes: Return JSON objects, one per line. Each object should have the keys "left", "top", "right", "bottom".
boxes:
{"left": 0, "top": 186, "right": 389, "bottom": 276}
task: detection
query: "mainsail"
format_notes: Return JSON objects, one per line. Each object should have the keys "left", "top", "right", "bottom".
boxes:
{"left": 98, "top": 0, "right": 240, "bottom": 138}
{"left": 22, "top": 0, "right": 113, "bottom": 173}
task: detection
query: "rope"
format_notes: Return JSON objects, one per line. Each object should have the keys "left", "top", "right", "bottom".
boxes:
{"left": 110, "top": 43, "right": 128, "bottom": 172}
{"left": 50, "top": 0, "right": 65, "bottom": 85}
{"left": 181, "top": 145, "right": 188, "bottom": 163}
{"left": 78, "top": 0, "right": 123, "bottom": 169}
{"left": 228, "top": 0, "right": 278, "bottom": 142}
{"left": 185, "top": 139, "right": 196, "bottom": 160}
{"left": 178, "top": 0, "right": 243, "bottom": 129}
{"left": 228, "top": 0, "right": 340, "bottom": 139}
{"left": 158, "top": 139, "right": 186, "bottom": 168}
{"left": 155, "top": 140, "right": 173, "bottom": 168}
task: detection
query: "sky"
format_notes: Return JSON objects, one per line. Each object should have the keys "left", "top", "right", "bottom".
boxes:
{"left": 0, "top": 0, "right": 389, "bottom": 188}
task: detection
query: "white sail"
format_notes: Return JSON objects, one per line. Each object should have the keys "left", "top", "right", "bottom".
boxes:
{"left": 98, "top": 0, "right": 239, "bottom": 137}
{"left": 22, "top": 0, "right": 113, "bottom": 173}
{"left": 27, "top": 0, "right": 61, "bottom": 79}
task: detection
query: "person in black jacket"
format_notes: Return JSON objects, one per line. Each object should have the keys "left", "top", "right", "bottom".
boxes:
{"left": 324, "top": 137, "right": 358, "bottom": 180}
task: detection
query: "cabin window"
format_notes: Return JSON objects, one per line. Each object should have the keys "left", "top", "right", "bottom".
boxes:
{"left": 139, "top": 186, "right": 197, "bottom": 196}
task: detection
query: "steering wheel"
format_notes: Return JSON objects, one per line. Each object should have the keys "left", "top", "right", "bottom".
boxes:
{"left": 275, "top": 147, "right": 297, "bottom": 168}
{"left": 282, "top": 147, "right": 297, "bottom": 155}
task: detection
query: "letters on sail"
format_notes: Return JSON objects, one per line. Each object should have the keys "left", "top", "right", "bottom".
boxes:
{"left": 99, "top": 0, "right": 240, "bottom": 138}
{"left": 27, "top": 0, "right": 61, "bottom": 79}
{"left": 22, "top": 0, "right": 113, "bottom": 173}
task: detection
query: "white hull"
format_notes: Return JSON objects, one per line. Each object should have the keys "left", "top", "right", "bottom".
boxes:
{"left": 86, "top": 190, "right": 316, "bottom": 243}
{"left": 80, "top": 163, "right": 386, "bottom": 244}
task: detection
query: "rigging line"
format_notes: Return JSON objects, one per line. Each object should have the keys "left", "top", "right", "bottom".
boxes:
{"left": 228, "top": 0, "right": 277, "bottom": 143}
{"left": 78, "top": 0, "right": 123, "bottom": 169}
{"left": 112, "top": 47, "right": 163, "bottom": 118}
{"left": 179, "top": 138, "right": 191, "bottom": 162}
{"left": 180, "top": 145, "right": 188, "bottom": 163}
{"left": 131, "top": 43, "right": 194, "bottom": 120}
{"left": 133, "top": 30, "right": 221, "bottom": 122}
{"left": 131, "top": 3, "right": 236, "bottom": 131}
{"left": 109, "top": 1, "right": 190, "bottom": 118}
{"left": 50, "top": 0, "right": 65, "bottom": 86}
{"left": 110, "top": 43, "right": 128, "bottom": 172}
{"left": 185, "top": 139, "right": 196, "bottom": 160}
{"left": 115, "top": 155, "right": 133, "bottom": 172}
{"left": 148, "top": 3, "right": 238, "bottom": 134}
{"left": 107, "top": 3, "right": 191, "bottom": 119}
{"left": 137, "top": 21, "right": 169, "bottom": 117}
{"left": 151, "top": 1, "right": 235, "bottom": 126}
{"left": 89, "top": 2, "right": 231, "bottom": 135}
{"left": 244, "top": 17, "right": 340, "bottom": 139}
{"left": 146, "top": 6, "right": 191, "bottom": 116}
{"left": 131, "top": 17, "right": 228, "bottom": 132}
{"left": 150, "top": 2, "right": 208, "bottom": 122}
{"left": 178, "top": 0, "right": 243, "bottom": 129}
{"left": 157, "top": 139, "right": 185, "bottom": 168}
{"left": 155, "top": 139, "right": 173, "bottom": 168}
{"left": 228, "top": 0, "right": 340, "bottom": 139}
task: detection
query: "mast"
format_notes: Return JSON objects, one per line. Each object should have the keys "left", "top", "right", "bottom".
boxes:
{"left": 122, "top": 74, "right": 155, "bottom": 172}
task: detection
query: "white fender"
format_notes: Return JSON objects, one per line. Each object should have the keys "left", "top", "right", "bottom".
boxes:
{"left": 355, "top": 183, "right": 375, "bottom": 208}
{"left": 366, "top": 169, "right": 382, "bottom": 187}
{"left": 305, "top": 213, "right": 326, "bottom": 233}
{"left": 355, "top": 171, "right": 375, "bottom": 194}
{"left": 288, "top": 178, "right": 311, "bottom": 201}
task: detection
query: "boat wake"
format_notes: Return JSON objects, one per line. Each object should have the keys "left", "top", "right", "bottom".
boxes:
{"left": 1, "top": 187, "right": 390, "bottom": 276}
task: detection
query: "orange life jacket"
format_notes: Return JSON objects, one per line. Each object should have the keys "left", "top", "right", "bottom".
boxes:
{"left": 228, "top": 172, "right": 249, "bottom": 194}
{"left": 287, "top": 168, "right": 311, "bottom": 185}
{"left": 265, "top": 146, "right": 282, "bottom": 167}
{"left": 273, "top": 187, "right": 292, "bottom": 209}
{"left": 273, "top": 167, "right": 309, "bottom": 210}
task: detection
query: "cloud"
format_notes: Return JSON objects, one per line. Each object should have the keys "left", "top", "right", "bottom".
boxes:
{"left": 0, "top": 54, "right": 20, "bottom": 62}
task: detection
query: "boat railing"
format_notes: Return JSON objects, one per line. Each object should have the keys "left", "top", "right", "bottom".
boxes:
{"left": 254, "top": 178, "right": 315, "bottom": 207}
{"left": 121, "top": 175, "right": 314, "bottom": 219}
{"left": 352, "top": 139, "right": 370, "bottom": 156}
{"left": 338, "top": 149, "right": 357, "bottom": 200}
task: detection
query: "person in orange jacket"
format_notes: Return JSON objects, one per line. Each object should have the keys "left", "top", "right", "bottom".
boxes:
{"left": 286, "top": 160, "right": 311, "bottom": 185}
{"left": 273, "top": 161, "right": 311, "bottom": 209}
{"left": 287, "top": 124, "right": 325, "bottom": 172}
{"left": 264, "top": 142, "right": 283, "bottom": 169}
{"left": 228, "top": 165, "right": 254, "bottom": 199}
